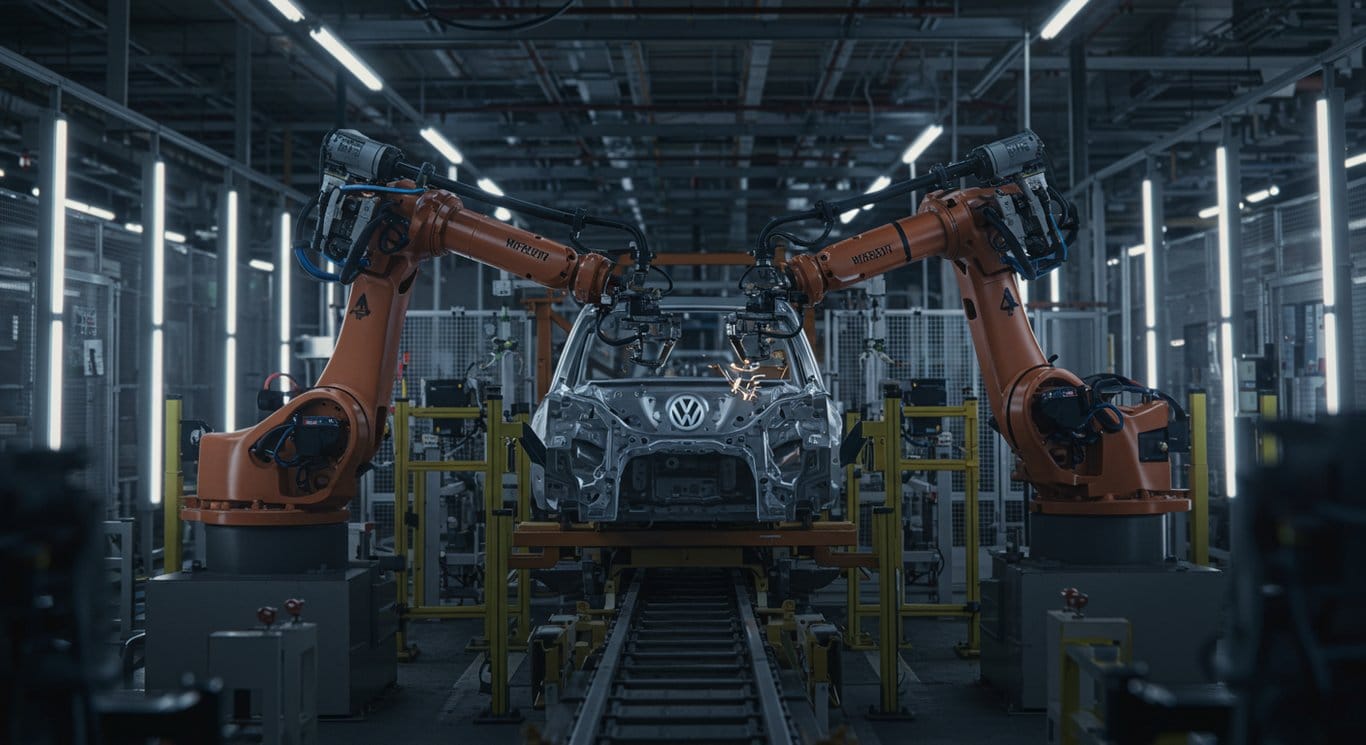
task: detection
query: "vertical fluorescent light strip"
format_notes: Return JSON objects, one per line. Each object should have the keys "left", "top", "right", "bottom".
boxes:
{"left": 152, "top": 162, "right": 166, "bottom": 326}
{"left": 1214, "top": 148, "right": 1233, "bottom": 320}
{"left": 1324, "top": 311, "right": 1340, "bottom": 414}
{"left": 1142, "top": 179, "right": 1158, "bottom": 386}
{"left": 49, "top": 119, "right": 68, "bottom": 316}
{"left": 223, "top": 190, "right": 238, "bottom": 430}
{"left": 148, "top": 159, "right": 166, "bottom": 505}
{"left": 47, "top": 321, "right": 63, "bottom": 449}
{"left": 1316, "top": 97, "right": 1341, "bottom": 415}
{"left": 1220, "top": 321, "right": 1237, "bottom": 498}
{"left": 279, "top": 211, "right": 292, "bottom": 388}
{"left": 149, "top": 327, "right": 164, "bottom": 504}
{"left": 1214, "top": 148, "right": 1237, "bottom": 497}
{"left": 46, "top": 117, "right": 68, "bottom": 449}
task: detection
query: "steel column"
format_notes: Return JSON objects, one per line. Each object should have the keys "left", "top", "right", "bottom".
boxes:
{"left": 105, "top": 0, "right": 129, "bottom": 106}
{"left": 235, "top": 24, "right": 252, "bottom": 166}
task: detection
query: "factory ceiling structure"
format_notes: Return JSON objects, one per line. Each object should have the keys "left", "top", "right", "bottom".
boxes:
{"left": 4, "top": 0, "right": 1361, "bottom": 252}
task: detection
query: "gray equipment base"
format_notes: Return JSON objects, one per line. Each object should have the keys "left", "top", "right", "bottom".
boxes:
{"left": 210, "top": 623, "right": 318, "bottom": 745}
{"left": 979, "top": 552, "right": 1224, "bottom": 711}
{"left": 146, "top": 566, "right": 397, "bottom": 717}
{"left": 1029, "top": 513, "right": 1166, "bottom": 564}
{"left": 204, "top": 523, "right": 349, "bottom": 575}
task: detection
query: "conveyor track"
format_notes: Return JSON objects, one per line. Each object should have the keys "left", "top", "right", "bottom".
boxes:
{"left": 567, "top": 569, "right": 796, "bottom": 745}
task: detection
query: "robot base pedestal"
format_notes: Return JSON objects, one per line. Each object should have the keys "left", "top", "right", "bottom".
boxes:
{"left": 145, "top": 566, "right": 397, "bottom": 717}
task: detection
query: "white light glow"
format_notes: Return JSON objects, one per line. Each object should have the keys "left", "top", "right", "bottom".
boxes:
{"left": 124, "top": 222, "right": 143, "bottom": 234}
{"left": 65, "top": 199, "right": 115, "bottom": 221}
{"left": 1245, "top": 185, "right": 1279, "bottom": 203}
{"left": 1040, "top": 0, "right": 1091, "bottom": 40}
{"left": 621, "top": 176, "right": 634, "bottom": 192}
{"left": 224, "top": 335, "right": 237, "bottom": 431}
{"left": 1197, "top": 205, "right": 1219, "bottom": 219}
{"left": 249, "top": 259, "right": 275, "bottom": 272}
{"left": 447, "top": 165, "right": 458, "bottom": 181}
{"left": 862, "top": 175, "right": 893, "bottom": 210}
{"left": 164, "top": 230, "right": 187, "bottom": 244}
{"left": 1049, "top": 271, "right": 1060, "bottom": 304}
{"left": 1324, "top": 310, "right": 1340, "bottom": 414}
{"left": 419, "top": 127, "right": 464, "bottom": 165}
{"left": 1170, "top": 338, "right": 1186, "bottom": 348}
{"left": 839, "top": 208, "right": 859, "bottom": 225}
{"left": 0, "top": 168, "right": 5, "bottom": 178}
{"left": 266, "top": 0, "right": 305, "bottom": 22}
{"left": 494, "top": 207, "right": 513, "bottom": 221}
{"left": 1220, "top": 321, "right": 1237, "bottom": 497}
{"left": 279, "top": 212, "right": 292, "bottom": 384}
{"left": 1346, "top": 151, "right": 1366, "bottom": 169}
{"left": 901, "top": 124, "right": 943, "bottom": 164}
{"left": 1316, "top": 97, "right": 1337, "bottom": 309}
{"left": 223, "top": 190, "right": 238, "bottom": 431}
{"left": 1215, "top": 147, "right": 1233, "bottom": 320}
{"left": 478, "top": 178, "right": 504, "bottom": 196}
{"left": 151, "top": 161, "right": 165, "bottom": 327}
{"left": 49, "top": 118, "right": 67, "bottom": 317}
{"left": 1106, "top": 257, "right": 1119, "bottom": 267}
{"left": 309, "top": 26, "right": 384, "bottom": 92}
{"left": 224, "top": 192, "right": 238, "bottom": 335}
{"left": 1141, "top": 179, "right": 1157, "bottom": 329}
{"left": 1126, "top": 244, "right": 1147, "bottom": 257}
{"left": 149, "top": 327, "right": 163, "bottom": 505}
{"left": 1145, "top": 329, "right": 1158, "bottom": 388}
{"left": 47, "top": 319, "right": 62, "bottom": 449}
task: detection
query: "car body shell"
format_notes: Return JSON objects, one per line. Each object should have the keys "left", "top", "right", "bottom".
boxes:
{"left": 530, "top": 296, "right": 842, "bottom": 523}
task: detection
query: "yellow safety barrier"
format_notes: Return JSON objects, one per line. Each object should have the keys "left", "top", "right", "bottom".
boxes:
{"left": 163, "top": 396, "right": 184, "bottom": 574}
{"left": 846, "top": 393, "right": 982, "bottom": 657}
{"left": 1188, "top": 392, "right": 1209, "bottom": 567}
{"left": 392, "top": 396, "right": 531, "bottom": 663}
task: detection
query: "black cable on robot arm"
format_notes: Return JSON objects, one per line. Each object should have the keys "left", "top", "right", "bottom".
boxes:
{"left": 755, "top": 155, "right": 983, "bottom": 253}
{"left": 390, "top": 161, "right": 651, "bottom": 260}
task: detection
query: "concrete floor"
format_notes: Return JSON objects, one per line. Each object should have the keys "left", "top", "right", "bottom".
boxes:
{"left": 320, "top": 607, "right": 1042, "bottom": 745}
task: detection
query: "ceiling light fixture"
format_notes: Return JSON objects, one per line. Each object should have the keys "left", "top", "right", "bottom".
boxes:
{"left": 419, "top": 127, "right": 464, "bottom": 164}
{"left": 900, "top": 125, "right": 944, "bottom": 165}
{"left": 1040, "top": 0, "right": 1092, "bottom": 40}
{"left": 309, "top": 26, "right": 384, "bottom": 92}
{"left": 266, "top": 0, "right": 306, "bottom": 22}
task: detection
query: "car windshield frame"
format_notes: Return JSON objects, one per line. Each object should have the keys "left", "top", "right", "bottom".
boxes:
{"left": 554, "top": 299, "right": 819, "bottom": 389}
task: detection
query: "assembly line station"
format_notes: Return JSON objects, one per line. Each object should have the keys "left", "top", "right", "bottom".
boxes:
{"left": 1, "top": 2, "right": 1364, "bottom": 744}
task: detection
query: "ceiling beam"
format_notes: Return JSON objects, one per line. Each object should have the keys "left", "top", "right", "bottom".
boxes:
{"left": 334, "top": 17, "right": 1024, "bottom": 45}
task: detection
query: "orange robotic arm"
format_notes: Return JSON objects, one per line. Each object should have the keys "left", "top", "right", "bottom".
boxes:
{"left": 781, "top": 153, "right": 1189, "bottom": 517}
{"left": 187, "top": 132, "right": 618, "bottom": 528}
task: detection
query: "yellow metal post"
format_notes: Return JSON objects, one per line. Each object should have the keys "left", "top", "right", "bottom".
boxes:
{"left": 871, "top": 506, "right": 910, "bottom": 718}
{"left": 961, "top": 398, "right": 981, "bottom": 655}
{"left": 1258, "top": 393, "right": 1278, "bottom": 465}
{"left": 393, "top": 399, "right": 415, "bottom": 659}
{"left": 479, "top": 507, "right": 520, "bottom": 721}
{"left": 512, "top": 412, "right": 532, "bottom": 641}
{"left": 843, "top": 410, "right": 871, "bottom": 649}
{"left": 162, "top": 396, "right": 183, "bottom": 574}
{"left": 1188, "top": 392, "right": 1209, "bottom": 567}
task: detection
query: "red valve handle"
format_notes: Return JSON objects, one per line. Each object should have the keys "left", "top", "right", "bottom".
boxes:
{"left": 257, "top": 606, "right": 278, "bottom": 627}
{"left": 284, "top": 598, "right": 305, "bottom": 621}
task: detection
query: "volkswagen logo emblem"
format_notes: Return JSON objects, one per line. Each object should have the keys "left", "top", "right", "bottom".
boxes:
{"left": 666, "top": 393, "right": 708, "bottom": 431}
